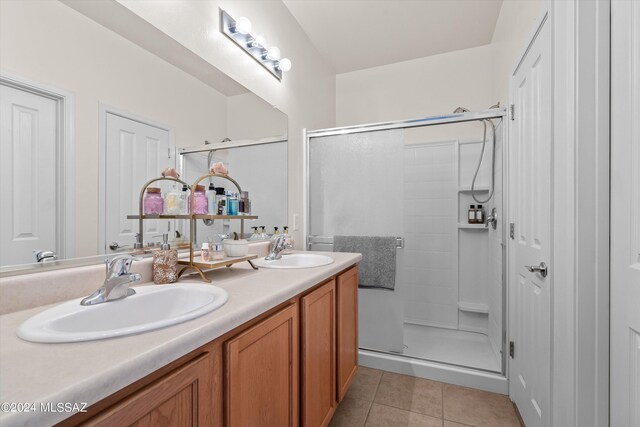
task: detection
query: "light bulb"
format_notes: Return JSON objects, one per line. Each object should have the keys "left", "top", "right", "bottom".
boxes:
{"left": 254, "top": 33, "right": 266, "bottom": 47}
{"left": 248, "top": 33, "right": 266, "bottom": 49}
{"left": 234, "top": 17, "right": 251, "bottom": 35}
{"left": 266, "top": 46, "right": 281, "bottom": 61}
{"left": 278, "top": 58, "right": 292, "bottom": 72}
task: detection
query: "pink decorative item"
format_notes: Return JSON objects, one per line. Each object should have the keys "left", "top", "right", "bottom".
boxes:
{"left": 143, "top": 188, "right": 164, "bottom": 214}
{"left": 192, "top": 185, "right": 208, "bottom": 214}
{"left": 210, "top": 162, "right": 228, "bottom": 175}
{"left": 161, "top": 167, "right": 180, "bottom": 179}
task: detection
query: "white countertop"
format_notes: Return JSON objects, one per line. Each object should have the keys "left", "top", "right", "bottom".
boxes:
{"left": 0, "top": 251, "right": 361, "bottom": 427}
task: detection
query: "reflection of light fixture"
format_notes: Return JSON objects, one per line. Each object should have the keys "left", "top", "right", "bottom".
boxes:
{"left": 277, "top": 58, "right": 292, "bottom": 72}
{"left": 265, "top": 46, "right": 281, "bottom": 61}
{"left": 220, "top": 8, "right": 292, "bottom": 81}
{"left": 233, "top": 17, "right": 251, "bottom": 34}
{"left": 247, "top": 34, "right": 266, "bottom": 49}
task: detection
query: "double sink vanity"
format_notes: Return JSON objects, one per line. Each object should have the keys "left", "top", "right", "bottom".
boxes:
{"left": 0, "top": 249, "right": 361, "bottom": 427}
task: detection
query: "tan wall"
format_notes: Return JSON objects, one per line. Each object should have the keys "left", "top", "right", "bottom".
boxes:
{"left": 490, "top": 0, "right": 546, "bottom": 106}
{"left": 119, "top": 0, "right": 337, "bottom": 247}
{"left": 335, "top": 0, "right": 545, "bottom": 128}
{"left": 336, "top": 44, "right": 495, "bottom": 142}
{"left": 0, "top": 0, "right": 229, "bottom": 257}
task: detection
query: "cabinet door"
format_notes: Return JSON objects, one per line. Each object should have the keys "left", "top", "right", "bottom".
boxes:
{"left": 226, "top": 304, "right": 299, "bottom": 427}
{"left": 85, "top": 352, "right": 214, "bottom": 427}
{"left": 302, "top": 280, "right": 337, "bottom": 427}
{"left": 337, "top": 266, "right": 358, "bottom": 401}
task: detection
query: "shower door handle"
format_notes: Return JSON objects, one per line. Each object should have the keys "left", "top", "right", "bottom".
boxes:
{"left": 525, "top": 262, "right": 548, "bottom": 277}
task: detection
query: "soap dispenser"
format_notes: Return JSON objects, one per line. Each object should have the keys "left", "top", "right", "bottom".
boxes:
{"left": 282, "top": 226, "right": 293, "bottom": 255}
{"left": 153, "top": 234, "right": 178, "bottom": 284}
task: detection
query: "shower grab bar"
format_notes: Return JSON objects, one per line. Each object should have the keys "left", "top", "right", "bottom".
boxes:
{"left": 307, "top": 235, "right": 404, "bottom": 249}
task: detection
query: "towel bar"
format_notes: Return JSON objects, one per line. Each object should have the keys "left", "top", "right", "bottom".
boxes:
{"left": 307, "top": 235, "right": 404, "bottom": 249}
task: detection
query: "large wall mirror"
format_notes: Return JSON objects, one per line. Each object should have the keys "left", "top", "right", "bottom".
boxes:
{"left": 0, "top": 0, "right": 287, "bottom": 274}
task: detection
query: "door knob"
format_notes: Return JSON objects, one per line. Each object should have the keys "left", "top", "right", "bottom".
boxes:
{"left": 109, "top": 242, "right": 129, "bottom": 251}
{"left": 525, "top": 262, "right": 548, "bottom": 277}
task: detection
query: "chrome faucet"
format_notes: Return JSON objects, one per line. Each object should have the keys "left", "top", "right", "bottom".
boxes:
{"left": 265, "top": 235, "right": 292, "bottom": 261}
{"left": 80, "top": 255, "right": 142, "bottom": 306}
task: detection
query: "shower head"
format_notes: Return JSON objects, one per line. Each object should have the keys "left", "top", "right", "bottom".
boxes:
{"left": 453, "top": 107, "right": 470, "bottom": 113}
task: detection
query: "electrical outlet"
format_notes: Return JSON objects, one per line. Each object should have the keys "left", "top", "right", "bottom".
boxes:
{"left": 293, "top": 214, "right": 300, "bottom": 231}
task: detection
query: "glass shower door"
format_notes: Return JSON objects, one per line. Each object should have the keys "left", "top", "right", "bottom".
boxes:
{"left": 308, "top": 129, "right": 405, "bottom": 353}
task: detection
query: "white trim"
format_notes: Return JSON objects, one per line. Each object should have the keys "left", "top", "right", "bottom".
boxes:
{"left": 97, "top": 104, "right": 176, "bottom": 254}
{"left": 550, "top": 1, "right": 610, "bottom": 426}
{"left": 178, "top": 135, "right": 287, "bottom": 155}
{"left": 0, "top": 71, "right": 76, "bottom": 261}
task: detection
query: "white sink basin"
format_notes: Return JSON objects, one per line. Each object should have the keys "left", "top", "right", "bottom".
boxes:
{"left": 17, "top": 283, "right": 228, "bottom": 343}
{"left": 253, "top": 253, "right": 334, "bottom": 269}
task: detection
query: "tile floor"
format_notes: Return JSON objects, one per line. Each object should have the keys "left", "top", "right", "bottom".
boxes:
{"left": 330, "top": 367, "right": 522, "bottom": 427}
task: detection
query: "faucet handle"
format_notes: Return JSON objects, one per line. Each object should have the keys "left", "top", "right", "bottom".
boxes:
{"left": 105, "top": 254, "right": 142, "bottom": 276}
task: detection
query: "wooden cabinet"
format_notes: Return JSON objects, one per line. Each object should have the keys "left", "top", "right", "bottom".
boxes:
{"left": 336, "top": 266, "right": 359, "bottom": 401}
{"left": 225, "top": 304, "right": 299, "bottom": 427}
{"left": 58, "top": 263, "right": 359, "bottom": 427}
{"left": 301, "top": 280, "right": 337, "bottom": 427}
{"left": 84, "top": 352, "right": 214, "bottom": 427}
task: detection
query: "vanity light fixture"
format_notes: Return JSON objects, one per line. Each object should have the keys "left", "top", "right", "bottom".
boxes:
{"left": 220, "top": 9, "right": 292, "bottom": 81}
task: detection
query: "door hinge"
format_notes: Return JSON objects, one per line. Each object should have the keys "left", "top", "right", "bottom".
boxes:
{"left": 168, "top": 148, "right": 171, "bottom": 159}
{"left": 509, "top": 341, "right": 515, "bottom": 358}
{"left": 509, "top": 104, "right": 515, "bottom": 120}
{"left": 510, "top": 223, "right": 515, "bottom": 239}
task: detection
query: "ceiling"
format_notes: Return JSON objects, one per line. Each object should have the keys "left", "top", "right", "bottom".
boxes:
{"left": 282, "top": 0, "right": 503, "bottom": 74}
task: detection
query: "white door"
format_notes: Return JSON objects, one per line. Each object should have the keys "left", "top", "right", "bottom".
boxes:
{"left": 0, "top": 83, "right": 58, "bottom": 266}
{"left": 611, "top": 1, "right": 640, "bottom": 425}
{"left": 508, "top": 15, "right": 551, "bottom": 427}
{"left": 104, "top": 112, "right": 172, "bottom": 253}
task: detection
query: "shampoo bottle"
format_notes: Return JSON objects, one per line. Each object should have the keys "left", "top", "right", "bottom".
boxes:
{"left": 206, "top": 183, "right": 216, "bottom": 214}
{"left": 200, "top": 242, "right": 211, "bottom": 262}
{"left": 476, "top": 205, "right": 485, "bottom": 224}
{"left": 468, "top": 205, "right": 477, "bottom": 224}
{"left": 153, "top": 234, "right": 178, "bottom": 284}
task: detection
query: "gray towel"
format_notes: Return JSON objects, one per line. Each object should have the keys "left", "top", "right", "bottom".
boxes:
{"left": 333, "top": 236, "right": 397, "bottom": 290}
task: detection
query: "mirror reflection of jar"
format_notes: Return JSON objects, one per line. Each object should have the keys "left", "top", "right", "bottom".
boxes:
{"left": 165, "top": 184, "right": 185, "bottom": 215}
{"left": 143, "top": 187, "right": 164, "bottom": 215}
{"left": 193, "top": 185, "right": 208, "bottom": 214}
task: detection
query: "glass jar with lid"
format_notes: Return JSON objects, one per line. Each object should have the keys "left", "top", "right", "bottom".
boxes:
{"left": 192, "top": 185, "right": 208, "bottom": 214}
{"left": 164, "top": 184, "right": 185, "bottom": 215}
{"left": 143, "top": 187, "right": 164, "bottom": 215}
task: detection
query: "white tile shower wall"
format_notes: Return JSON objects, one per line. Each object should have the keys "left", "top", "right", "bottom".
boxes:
{"left": 402, "top": 143, "right": 458, "bottom": 328}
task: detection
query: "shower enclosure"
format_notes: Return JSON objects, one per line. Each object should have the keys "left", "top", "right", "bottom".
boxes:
{"left": 305, "top": 109, "right": 508, "bottom": 392}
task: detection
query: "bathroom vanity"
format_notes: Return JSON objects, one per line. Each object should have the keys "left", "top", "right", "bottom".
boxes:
{"left": 0, "top": 252, "right": 360, "bottom": 427}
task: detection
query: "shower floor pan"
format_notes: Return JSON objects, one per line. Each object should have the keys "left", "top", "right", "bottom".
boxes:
{"left": 401, "top": 324, "right": 501, "bottom": 373}
{"left": 358, "top": 323, "right": 506, "bottom": 394}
